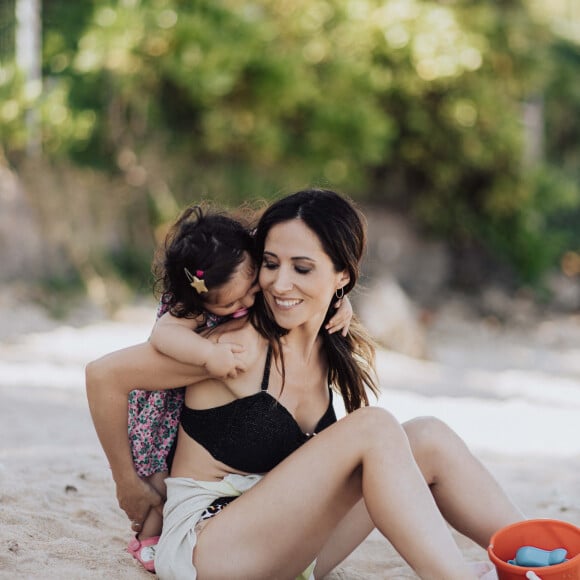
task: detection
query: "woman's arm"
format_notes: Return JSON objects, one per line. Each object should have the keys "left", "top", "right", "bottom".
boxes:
{"left": 85, "top": 341, "right": 211, "bottom": 522}
{"left": 86, "top": 318, "right": 255, "bottom": 522}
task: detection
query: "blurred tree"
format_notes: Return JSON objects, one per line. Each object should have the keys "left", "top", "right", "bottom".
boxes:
{"left": 15, "top": 0, "right": 41, "bottom": 154}
{"left": 364, "top": 0, "right": 580, "bottom": 286}
{"left": 1, "top": 0, "right": 579, "bottom": 292}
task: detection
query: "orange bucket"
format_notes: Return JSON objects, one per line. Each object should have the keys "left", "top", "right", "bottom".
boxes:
{"left": 488, "top": 519, "right": 580, "bottom": 580}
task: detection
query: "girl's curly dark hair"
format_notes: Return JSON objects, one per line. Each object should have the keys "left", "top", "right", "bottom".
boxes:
{"left": 153, "top": 205, "right": 255, "bottom": 319}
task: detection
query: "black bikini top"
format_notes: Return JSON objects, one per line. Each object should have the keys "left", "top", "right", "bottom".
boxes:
{"left": 180, "top": 347, "right": 337, "bottom": 473}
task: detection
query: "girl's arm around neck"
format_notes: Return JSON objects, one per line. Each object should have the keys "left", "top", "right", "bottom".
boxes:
{"left": 150, "top": 312, "right": 246, "bottom": 378}
{"left": 150, "top": 311, "right": 214, "bottom": 366}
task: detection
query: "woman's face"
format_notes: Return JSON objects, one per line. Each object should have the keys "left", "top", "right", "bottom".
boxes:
{"left": 259, "top": 219, "right": 349, "bottom": 331}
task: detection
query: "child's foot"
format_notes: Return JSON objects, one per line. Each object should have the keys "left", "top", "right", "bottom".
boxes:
{"left": 127, "top": 535, "right": 160, "bottom": 573}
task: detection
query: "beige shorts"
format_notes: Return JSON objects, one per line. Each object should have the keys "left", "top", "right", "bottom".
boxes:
{"left": 154, "top": 474, "right": 315, "bottom": 580}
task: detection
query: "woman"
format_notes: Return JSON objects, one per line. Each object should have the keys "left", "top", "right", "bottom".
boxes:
{"left": 86, "top": 188, "right": 523, "bottom": 579}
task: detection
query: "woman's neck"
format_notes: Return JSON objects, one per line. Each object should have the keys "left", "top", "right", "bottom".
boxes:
{"left": 281, "top": 325, "right": 323, "bottom": 364}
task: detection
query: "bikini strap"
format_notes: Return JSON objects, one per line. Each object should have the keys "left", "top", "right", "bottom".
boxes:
{"left": 260, "top": 346, "right": 272, "bottom": 391}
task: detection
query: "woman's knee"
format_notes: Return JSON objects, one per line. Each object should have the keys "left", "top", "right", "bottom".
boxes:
{"left": 348, "top": 406, "right": 407, "bottom": 445}
{"left": 403, "top": 416, "right": 458, "bottom": 447}
{"left": 403, "top": 416, "right": 467, "bottom": 470}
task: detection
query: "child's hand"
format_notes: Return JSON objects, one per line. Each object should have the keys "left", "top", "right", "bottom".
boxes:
{"left": 326, "top": 295, "right": 353, "bottom": 337}
{"left": 205, "top": 342, "right": 246, "bottom": 378}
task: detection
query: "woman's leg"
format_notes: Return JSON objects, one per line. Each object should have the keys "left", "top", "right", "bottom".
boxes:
{"left": 192, "top": 407, "right": 479, "bottom": 580}
{"left": 314, "top": 416, "right": 523, "bottom": 578}
{"left": 313, "top": 499, "right": 374, "bottom": 577}
{"left": 403, "top": 416, "right": 524, "bottom": 546}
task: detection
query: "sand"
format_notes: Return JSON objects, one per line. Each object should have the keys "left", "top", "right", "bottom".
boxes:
{"left": 1, "top": 301, "right": 579, "bottom": 579}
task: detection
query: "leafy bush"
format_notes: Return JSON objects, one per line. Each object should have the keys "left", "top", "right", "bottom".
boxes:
{"left": 2, "top": 0, "right": 580, "bottom": 288}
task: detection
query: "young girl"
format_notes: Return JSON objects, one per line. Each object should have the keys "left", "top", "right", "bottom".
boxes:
{"left": 126, "top": 205, "right": 353, "bottom": 572}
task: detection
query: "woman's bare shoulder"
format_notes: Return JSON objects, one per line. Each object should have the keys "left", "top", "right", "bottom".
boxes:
{"left": 207, "top": 318, "right": 267, "bottom": 362}
{"left": 221, "top": 319, "right": 264, "bottom": 345}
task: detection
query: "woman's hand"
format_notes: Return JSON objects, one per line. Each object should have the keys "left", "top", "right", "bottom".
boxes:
{"left": 115, "top": 473, "right": 164, "bottom": 531}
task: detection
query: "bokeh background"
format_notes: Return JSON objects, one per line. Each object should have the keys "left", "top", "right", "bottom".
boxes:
{"left": 1, "top": 0, "right": 580, "bottom": 321}
{"left": 1, "top": 3, "right": 580, "bottom": 578}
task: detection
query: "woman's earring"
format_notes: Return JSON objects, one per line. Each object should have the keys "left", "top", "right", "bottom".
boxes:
{"left": 335, "top": 286, "right": 344, "bottom": 300}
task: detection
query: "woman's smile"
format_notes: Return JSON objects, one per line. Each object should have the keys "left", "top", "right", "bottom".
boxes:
{"left": 273, "top": 297, "right": 303, "bottom": 309}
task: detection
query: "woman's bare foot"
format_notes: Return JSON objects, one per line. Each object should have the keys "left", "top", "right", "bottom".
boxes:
{"left": 471, "top": 561, "right": 498, "bottom": 579}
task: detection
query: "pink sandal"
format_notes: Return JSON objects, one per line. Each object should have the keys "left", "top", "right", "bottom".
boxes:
{"left": 127, "top": 535, "right": 160, "bottom": 573}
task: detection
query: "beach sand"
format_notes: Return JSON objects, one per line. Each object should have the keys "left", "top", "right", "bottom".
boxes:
{"left": 1, "top": 302, "right": 579, "bottom": 579}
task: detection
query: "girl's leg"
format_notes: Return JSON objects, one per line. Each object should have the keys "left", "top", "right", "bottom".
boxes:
{"left": 314, "top": 416, "right": 523, "bottom": 578}
{"left": 127, "top": 471, "right": 167, "bottom": 572}
{"left": 139, "top": 471, "right": 167, "bottom": 539}
{"left": 193, "top": 407, "right": 479, "bottom": 580}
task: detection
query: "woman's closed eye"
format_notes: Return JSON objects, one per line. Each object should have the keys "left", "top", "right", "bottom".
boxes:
{"left": 262, "top": 261, "right": 311, "bottom": 275}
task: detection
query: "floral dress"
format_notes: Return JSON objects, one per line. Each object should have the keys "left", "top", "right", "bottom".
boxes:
{"left": 128, "top": 300, "right": 225, "bottom": 478}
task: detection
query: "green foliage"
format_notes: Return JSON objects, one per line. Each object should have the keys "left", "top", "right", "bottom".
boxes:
{"left": 364, "top": 0, "right": 579, "bottom": 284}
{"left": 34, "top": 269, "right": 86, "bottom": 319}
{"left": 2, "top": 0, "right": 580, "bottom": 287}
{"left": 108, "top": 245, "right": 154, "bottom": 293}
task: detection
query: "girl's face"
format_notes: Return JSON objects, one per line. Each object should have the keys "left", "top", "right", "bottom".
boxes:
{"left": 259, "top": 219, "right": 349, "bottom": 332}
{"left": 203, "top": 252, "right": 259, "bottom": 318}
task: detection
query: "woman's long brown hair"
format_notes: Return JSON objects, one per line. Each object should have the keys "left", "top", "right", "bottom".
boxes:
{"left": 250, "top": 189, "right": 379, "bottom": 412}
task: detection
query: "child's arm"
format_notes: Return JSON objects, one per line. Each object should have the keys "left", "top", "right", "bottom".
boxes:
{"left": 325, "top": 295, "right": 353, "bottom": 337}
{"left": 150, "top": 312, "right": 244, "bottom": 378}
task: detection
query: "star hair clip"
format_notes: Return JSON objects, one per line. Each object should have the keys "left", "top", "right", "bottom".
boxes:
{"left": 184, "top": 268, "right": 208, "bottom": 294}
